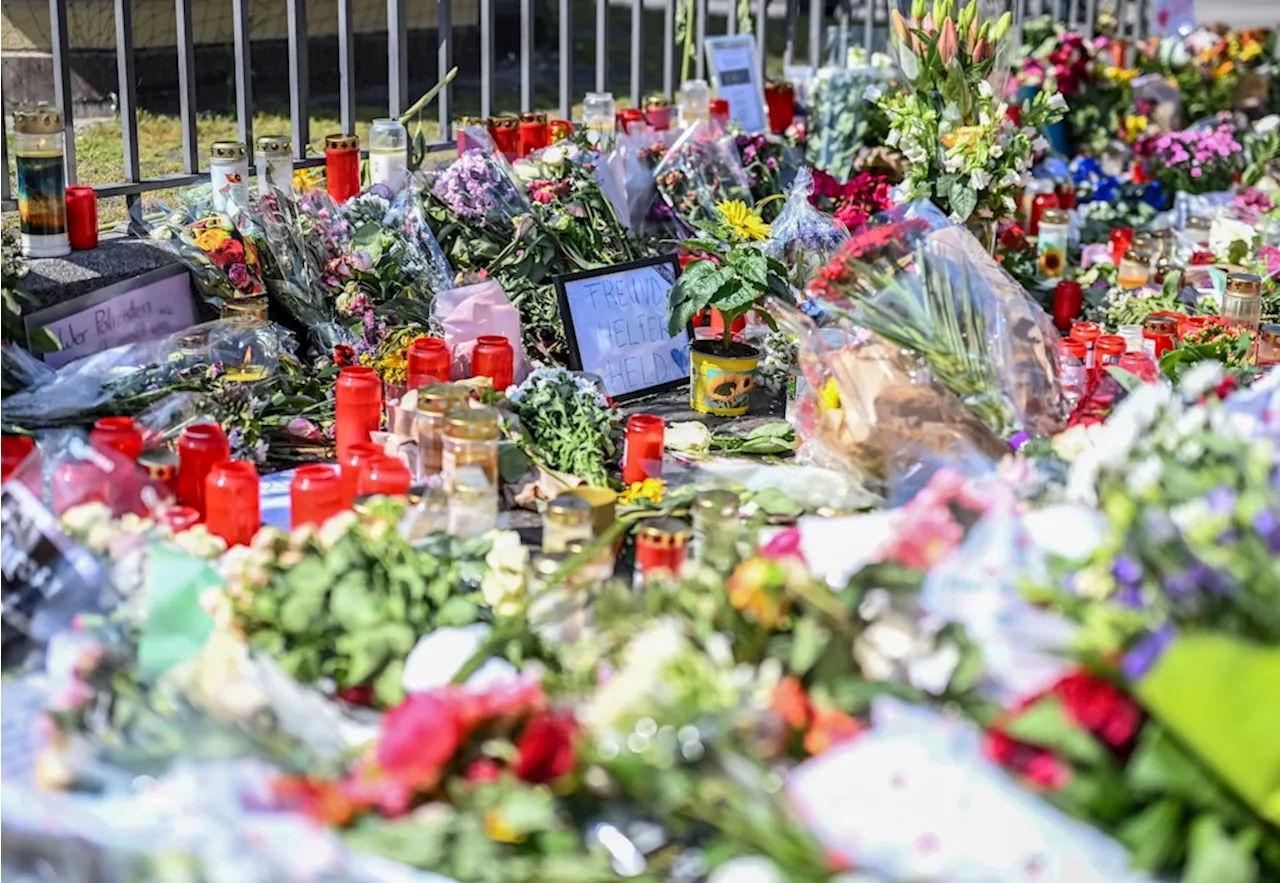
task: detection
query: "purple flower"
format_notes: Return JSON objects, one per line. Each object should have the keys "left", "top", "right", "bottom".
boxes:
{"left": 1255, "top": 509, "right": 1280, "bottom": 553}
{"left": 1206, "top": 485, "right": 1236, "bottom": 516}
{"left": 1111, "top": 555, "right": 1142, "bottom": 587}
{"left": 1116, "top": 584, "right": 1144, "bottom": 608}
{"left": 1121, "top": 624, "right": 1175, "bottom": 681}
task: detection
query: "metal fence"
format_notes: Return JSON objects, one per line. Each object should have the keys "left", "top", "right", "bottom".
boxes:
{"left": 1, "top": 0, "right": 1136, "bottom": 214}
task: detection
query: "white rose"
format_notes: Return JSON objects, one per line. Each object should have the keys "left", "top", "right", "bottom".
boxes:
{"left": 541, "top": 146, "right": 565, "bottom": 167}
{"left": 664, "top": 421, "right": 712, "bottom": 454}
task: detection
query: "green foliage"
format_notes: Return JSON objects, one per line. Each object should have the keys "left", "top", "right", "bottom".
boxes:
{"left": 667, "top": 248, "right": 792, "bottom": 346}
{"left": 505, "top": 367, "right": 623, "bottom": 486}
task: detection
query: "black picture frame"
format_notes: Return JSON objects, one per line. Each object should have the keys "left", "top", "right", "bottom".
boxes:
{"left": 553, "top": 253, "right": 691, "bottom": 403}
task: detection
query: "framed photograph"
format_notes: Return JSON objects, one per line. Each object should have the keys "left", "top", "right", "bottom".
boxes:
{"left": 553, "top": 254, "right": 691, "bottom": 402}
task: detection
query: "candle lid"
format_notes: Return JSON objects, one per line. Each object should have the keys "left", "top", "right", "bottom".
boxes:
{"left": 417, "top": 383, "right": 471, "bottom": 413}
{"left": 693, "top": 489, "right": 739, "bottom": 519}
{"left": 644, "top": 94, "right": 673, "bottom": 109}
{"left": 764, "top": 79, "right": 795, "bottom": 93}
{"left": 325, "top": 133, "right": 360, "bottom": 151}
{"left": 444, "top": 406, "right": 500, "bottom": 440}
{"left": 1143, "top": 316, "right": 1178, "bottom": 334}
{"left": 1185, "top": 216, "right": 1212, "bottom": 231}
{"left": 488, "top": 115, "right": 519, "bottom": 129}
{"left": 547, "top": 493, "right": 593, "bottom": 526}
{"left": 210, "top": 141, "right": 248, "bottom": 161}
{"left": 1260, "top": 323, "right": 1280, "bottom": 343}
{"left": 256, "top": 134, "right": 292, "bottom": 155}
{"left": 14, "top": 105, "right": 63, "bottom": 134}
{"left": 1225, "top": 272, "right": 1262, "bottom": 297}
{"left": 1040, "top": 209, "right": 1069, "bottom": 225}
{"left": 137, "top": 448, "right": 179, "bottom": 477}
{"left": 638, "top": 517, "right": 691, "bottom": 546}
{"left": 519, "top": 111, "right": 548, "bottom": 124}
{"left": 1122, "top": 248, "right": 1149, "bottom": 263}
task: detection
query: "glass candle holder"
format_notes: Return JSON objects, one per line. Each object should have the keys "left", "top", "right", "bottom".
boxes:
{"left": 408, "top": 337, "right": 451, "bottom": 389}
{"left": 644, "top": 96, "right": 673, "bottom": 131}
{"left": 1094, "top": 334, "right": 1125, "bottom": 376}
{"left": 518, "top": 111, "right": 549, "bottom": 157}
{"left": 623, "top": 414, "right": 664, "bottom": 485}
{"left": 415, "top": 383, "right": 472, "bottom": 478}
{"left": 583, "top": 92, "right": 617, "bottom": 148}
{"left": 255, "top": 134, "right": 294, "bottom": 199}
{"left": 340, "top": 441, "right": 384, "bottom": 507}
{"left": 1069, "top": 321, "right": 1101, "bottom": 370}
{"left": 448, "top": 465, "right": 498, "bottom": 538}
{"left": 1117, "top": 351, "right": 1159, "bottom": 383}
{"left": 1118, "top": 323, "right": 1144, "bottom": 353}
{"left": 205, "top": 460, "right": 261, "bottom": 547}
{"left": 13, "top": 105, "right": 70, "bottom": 258}
{"left": 692, "top": 489, "right": 740, "bottom": 572}
{"left": 90, "top": 417, "right": 144, "bottom": 462}
{"left": 1, "top": 435, "right": 35, "bottom": 484}
{"left": 764, "top": 81, "right": 795, "bottom": 134}
{"left": 1051, "top": 280, "right": 1083, "bottom": 331}
{"left": 65, "top": 186, "right": 98, "bottom": 250}
{"left": 209, "top": 141, "right": 250, "bottom": 213}
{"left": 177, "top": 423, "right": 230, "bottom": 516}
{"left": 488, "top": 115, "right": 520, "bottom": 159}
{"left": 542, "top": 494, "right": 594, "bottom": 553}
{"left": 677, "top": 79, "right": 710, "bottom": 127}
{"left": 472, "top": 335, "right": 514, "bottom": 393}
{"left": 1222, "top": 273, "right": 1263, "bottom": 334}
{"left": 325, "top": 133, "right": 361, "bottom": 203}
{"left": 1257, "top": 323, "right": 1280, "bottom": 367}
{"left": 1037, "top": 209, "right": 1069, "bottom": 279}
{"left": 442, "top": 407, "right": 501, "bottom": 492}
{"left": 358, "top": 455, "right": 413, "bottom": 497}
{"left": 1058, "top": 338, "right": 1087, "bottom": 405}
{"left": 567, "top": 485, "right": 618, "bottom": 538}
{"left": 335, "top": 365, "right": 383, "bottom": 460}
{"left": 290, "top": 464, "right": 343, "bottom": 529}
{"left": 369, "top": 118, "right": 409, "bottom": 193}
{"left": 634, "top": 517, "right": 690, "bottom": 585}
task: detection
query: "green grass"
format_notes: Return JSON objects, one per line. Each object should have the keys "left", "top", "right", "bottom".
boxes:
{"left": 9, "top": 5, "right": 833, "bottom": 226}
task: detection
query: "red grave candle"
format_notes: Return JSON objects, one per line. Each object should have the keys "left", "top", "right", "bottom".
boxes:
{"left": 634, "top": 518, "right": 689, "bottom": 580}
{"left": 471, "top": 335, "right": 514, "bottom": 393}
{"left": 66, "top": 186, "right": 98, "bottom": 250}
{"left": 357, "top": 454, "right": 412, "bottom": 497}
{"left": 1110, "top": 226, "right": 1134, "bottom": 266}
{"left": 1052, "top": 280, "right": 1083, "bottom": 332}
{"left": 90, "top": 416, "right": 144, "bottom": 462}
{"left": 1117, "top": 351, "right": 1159, "bottom": 383}
{"left": 290, "top": 463, "right": 343, "bottom": 529}
{"left": 764, "top": 83, "right": 796, "bottom": 134}
{"left": 622, "top": 414, "right": 664, "bottom": 485}
{"left": 549, "top": 119, "right": 574, "bottom": 143}
{"left": 407, "top": 336, "right": 452, "bottom": 389}
{"left": 340, "top": 442, "right": 383, "bottom": 507}
{"left": 335, "top": 365, "right": 383, "bottom": 460}
{"left": 1028, "top": 191, "right": 1060, "bottom": 238}
{"left": 2, "top": 435, "right": 36, "bottom": 483}
{"left": 325, "top": 133, "right": 361, "bottom": 203}
{"left": 709, "top": 98, "right": 730, "bottom": 132}
{"left": 177, "top": 423, "right": 230, "bottom": 516}
{"left": 518, "top": 115, "right": 549, "bottom": 157}
{"left": 205, "top": 460, "right": 261, "bottom": 547}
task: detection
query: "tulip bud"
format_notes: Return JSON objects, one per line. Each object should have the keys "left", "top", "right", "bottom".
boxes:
{"left": 911, "top": 33, "right": 925, "bottom": 57}
{"left": 922, "top": 12, "right": 935, "bottom": 35}
{"left": 968, "top": 18, "right": 980, "bottom": 49}
{"left": 911, "top": 0, "right": 926, "bottom": 22}
{"left": 939, "top": 17, "right": 959, "bottom": 65}
{"left": 972, "top": 36, "right": 988, "bottom": 62}
{"left": 993, "top": 11, "right": 1012, "bottom": 42}
{"left": 891, "top": 9, "right": 909, "bottom": 43}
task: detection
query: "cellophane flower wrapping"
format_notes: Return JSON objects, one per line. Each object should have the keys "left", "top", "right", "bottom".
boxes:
{"left": 653, "top": 121, "right": 753, "bottom": 232}
{"left": 616, "top": 128, "right": 680, "bottom": 232}
{"left": 806, "top": 201, "right": 1068, "bottom": 441}
{"left": 431, "top": 148, "right": 530, "bottom": 230}
{"left": 764, "top": 167, "right": 851, "bottom": 287}
{"left": 147, "top": 198, "right": 269, "bottom": 317}
{"left": 773, "top": 298, "right": 1009, "bottom": 490}
{"left": 804, "top": 66, "right": 890, "bottom": 182}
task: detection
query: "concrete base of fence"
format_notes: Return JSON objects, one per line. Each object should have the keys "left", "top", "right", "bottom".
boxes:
{"left": 22, "top": 234, "right": 185, "bottom": 309}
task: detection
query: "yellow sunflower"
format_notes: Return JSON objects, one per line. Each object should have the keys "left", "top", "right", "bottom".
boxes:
{"left": 716, "top": 200, "right": 771, "bottom": 242}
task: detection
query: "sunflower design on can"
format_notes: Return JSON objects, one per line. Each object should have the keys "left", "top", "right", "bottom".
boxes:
{"left": 1036, "top": 209, "right": 1070, "bottom": 280}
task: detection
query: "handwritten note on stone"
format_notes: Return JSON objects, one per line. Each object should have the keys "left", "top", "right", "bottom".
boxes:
{"left": 30, "top": 268, "right": 196, "bottom": 369}
{"left": 555, "top": 256, "right": 690, "bottom": 400}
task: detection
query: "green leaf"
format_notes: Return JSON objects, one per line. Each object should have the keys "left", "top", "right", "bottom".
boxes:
{"left": 374, "top": 658, "right": 406, "bottom": 707}
{"left": 1118, "top": 799, "right": 1184, "bottom": 871}
{"left": 747, "top": 487, "right": 804, "bottom": 518}
{"left": 1003, "top": 696, "right": 1108, "bottom": 766}
{"left": 351, "top": 223, "right": 384, "bottom": 263}
{"left": 437, "top": 595, "right": 481, "bottom": 626}
{"left": 950, "top": 184, "right": 978, "bottom": 222}
{"left": 330, "top": 574, "right": 382, "bottom": 629}
{"left": 790, "top": 617, "right": 827, "bottom": 676}
{"left": 284, "top": 556, "right": 332, "bottom": 596}
{"left": 279, "top": 590, "right": 327, "bottom": 635}
{"left": 1183, "top": 815, "right": 1258, "bottom": 883}
{"left": 344, "top": 635, "right": 391, "bottom": 685}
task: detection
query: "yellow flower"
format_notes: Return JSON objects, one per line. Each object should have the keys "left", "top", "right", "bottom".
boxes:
{"left": 817, "top": 378, "right": 842, "bottom": 412}
{"left": 293, "top": 167, "right": 323, "bottom": 193}
{"left": 1213, "top": 61, "right": 1235, "bottom": 80}
{"left": 193, "top": 226, "right": 228, "bottom": 253}
{"left": 1124, "top": 115, "right": 1148, "bottom": 141}
{"left": 940, "top": 125, "right": 983, "bottom": 151}
{"left": 1239, "top": 41, "right": 1262, "bottom": 62}
{"left": 716, "top": 200, "right": 771, "bottom": 242}
{"left": 619, "top": 478, "right": 665, "bottom": 505}
{"left": 1104, "top": 66, "right": 1139, "bottom": 84}
{"left": 484, "top": 809, "right": 525, "bottom": 843}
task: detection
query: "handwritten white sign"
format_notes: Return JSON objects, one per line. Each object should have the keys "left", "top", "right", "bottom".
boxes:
{"left": 555, "top": 256, "right": 690, "bottom": 400}
{"left": 28, "top": 265, "right": 196, "bottom": 369}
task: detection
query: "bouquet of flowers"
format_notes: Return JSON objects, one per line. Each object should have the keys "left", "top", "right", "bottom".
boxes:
{"left": 150, "top": 211, "right": 269, "bottom": 313}
{"left": 505, "top": 366, "right": 622, "bottom": 487}
{"left": 425, "top": 149, "right": 530, "bottom": 271}
{"left": 883, "top": 1, "right": 1065, "bottom": 223}
{"left": 1137, "top": 121, "right": 1244, "bottom": 196}
{"left": 654, "top": 121, "right": 754, "bottom": 231}
{"left": 805, "top": 65, "right": 895, "bottom": 182}
{"left": 807, "top": 167, "right": 895, "bottom": 232}
{"left": 335, "top": 185, "right": 454, "bottom": 309}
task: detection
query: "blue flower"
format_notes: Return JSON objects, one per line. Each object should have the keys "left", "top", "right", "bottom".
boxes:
{"left": 1122, "top": 624, "right": 1175, "bottom": 681}
{"left": 1112, "top": 554, "right": 1142, "bottom": 587}
{"left": 1252, "top": 509, "right": 1280, "bottom": 553}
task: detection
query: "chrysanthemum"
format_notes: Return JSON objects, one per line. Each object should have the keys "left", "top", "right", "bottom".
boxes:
{"left": 716, "top": 200, "right": 771, "bottom": 242}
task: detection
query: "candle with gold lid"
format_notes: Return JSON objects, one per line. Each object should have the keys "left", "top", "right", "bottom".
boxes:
{"left": 209, "top": 141, "right": 250, "bottom": 212}
{"left": 442, "top": 407, "right": 501, "bottom": 492}
{"left": 13, "top": 105, "right": 70, "bottom": 258}
{"left": 1222, "top": 273, "right": 1262, "bottom": 335}
{"left": 543, "top": 493, "right": 594, "bottom": 553}
{"left": 255, "top": 135, "right": 293, "bottom": 198}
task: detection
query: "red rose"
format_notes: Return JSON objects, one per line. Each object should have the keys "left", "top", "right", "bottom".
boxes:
{"left": 1024, "top": 751, "right": 1071, "bottom": 790}
{"left": 333, "top": 344, "right": 356, "bottom": 367}
{"left": 513, "top": 710, "right": 578, "bottom": 783}
{"left": 218, "top": 238, "right": 246, "bottom": 263}
{"left": 464, "top": 758, "right": 502, "bottom": 783}
{"left": 377, "top": 692, "right": 461, "bottom": 787}
{"left": 983, "top": 730, "right": 1019, "bottom": 765}
{"left": 1052, "top": 672, "right": 1140, "bottom": 747}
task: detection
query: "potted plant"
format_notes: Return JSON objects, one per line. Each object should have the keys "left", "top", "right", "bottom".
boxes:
{"left": 667, "top": 200, "right": 792, "bottom": 416}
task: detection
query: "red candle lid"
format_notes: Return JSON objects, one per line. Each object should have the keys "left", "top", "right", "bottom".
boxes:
{"left": 1070, "top": 321, "right": 1101, "bottom": 341}
{"left": 1059, "top": 338, "right": 1087, "bottom": 359}
{"left": 709, "top": 98, "right": 729, "bottom": 116}
{"left": 1096, "top": 334, "right": 1126, "bottom": 355}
